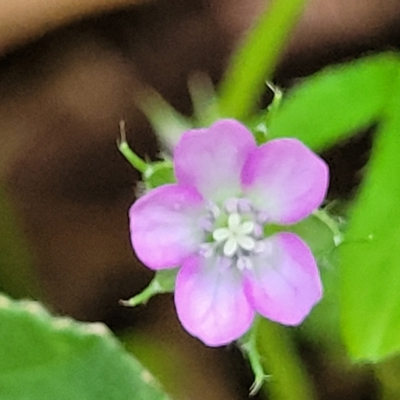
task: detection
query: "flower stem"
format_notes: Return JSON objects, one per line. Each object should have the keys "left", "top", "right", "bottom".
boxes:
{"left": 217, "top": 0, "right": 307, "bottom": 120}
{"left": 120, "top": 269, "right": 178, "bottom": 307}
{"left": 256, "top": 319, "right": 316, "bottom": 400}
{"left": 313, "top": 208, "right": 343, "bottom": 246}
{"left": 120, "top": 280, "right": 160, "bottom": 307}
{"left": 238, "top": 318, "right": 270, "bottom": 395}
{"left": 118, "top": 120, "right": 148, "bottom": 174}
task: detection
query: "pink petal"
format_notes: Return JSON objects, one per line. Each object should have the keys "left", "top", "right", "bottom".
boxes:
{"left": 243, "top": 233, "right": 322, "bottom": 325}
{"left": 242, "top": 138, "right": 329, "bottom": 224}
{"left": 174, "top": 119, "right": 256, "bottom": 202}
{"left": 129, "top": 184, "right": 205, "bottom": 270}
{"left": 175, "top": 255, "right": 255, "bottom": 346}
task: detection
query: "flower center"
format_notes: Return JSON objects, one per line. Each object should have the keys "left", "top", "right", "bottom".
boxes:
{"left": 213, "top": 213, "right": 255, "bottom": 257}
{"left": 199, "top": 198, "right": 267, "bottom": 270}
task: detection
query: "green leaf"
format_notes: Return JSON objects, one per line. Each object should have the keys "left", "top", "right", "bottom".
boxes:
{"left": 255, "top": 319, "right": 316, "bottom": 400}
{"left": 289, "top": 212, "right": 338, "bottom": 258}
{"left": 0, "top": 294, "right": 170, "bottom": 400}
{"left": 340, "top": 74, "right": 400, "bottom": 361}
{"left": 267, "top": 53, "right": 400, "bottom": 150}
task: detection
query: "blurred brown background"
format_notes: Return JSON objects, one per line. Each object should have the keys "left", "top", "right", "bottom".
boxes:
{"left": 0, "top": 1, "right": 400, "bottom": 398}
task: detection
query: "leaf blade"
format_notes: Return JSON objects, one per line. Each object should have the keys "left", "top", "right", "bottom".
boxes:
{"left": 268, "top": 53, "right": 400, "bottom": 150}
{"left": 340, "top": 77, "right": 400, "bottom": 361}
{"left": 0, "top": 294, "right": 170, "bottom": 400}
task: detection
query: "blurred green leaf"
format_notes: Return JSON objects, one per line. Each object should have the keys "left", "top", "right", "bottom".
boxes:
{"left": 289, "top": 212, "right": 337, "bottom": 258}
{"left": 0, "top": 294, "right": 170, "bottom": 400}
{"left": 264, "top": 52, "right": 400, "bottom": 362}
{"left": 267, "top": 53, "right": 400, "bottom": 150}
{"left": 340, "top": 74, "right": 400, "bottom": 361}
{"left": 284, "top": 213, "right": 342, "bottom": 353}
{"left": 256, "top": 319, "right": 317, "bottom": 400}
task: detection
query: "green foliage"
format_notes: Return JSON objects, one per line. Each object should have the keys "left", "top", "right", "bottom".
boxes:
{"left": 340, "top": 74, "right": 400, "bottom": 361}
{"left": 262, "top": 52, "right": 400, "bottom": 362}
{"left": 289, "top": 212, "right": 338, "bottom": 258}
{"left": 121, "top": 51, "right": 400, "bottom": 363}
{"left": 267, "top": 53, "right": 399, "bottom": 150}
{"left": 255, "top": 319, "right": 316, "bottom": 400}
{"left": 0, "top": 294, "right": 170, "bottom": 400}
{"left": 217, "top": 0, "right": 307, "bottom": 120}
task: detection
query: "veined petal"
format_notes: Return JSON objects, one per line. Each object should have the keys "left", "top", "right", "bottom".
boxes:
{"left": 243, "top": 233, "right": 322, "bottom": 325}
{"left": 129, "top": 184, "right": 205, "bottom": 270}
{"left": 242, "top": 138, "right": 329, "bottom": 224}
{"left": 175, "top": 255, "right": 254, "bottom": 346}
{"left": 174, "top": 119, "right": 257, "bottom": 202}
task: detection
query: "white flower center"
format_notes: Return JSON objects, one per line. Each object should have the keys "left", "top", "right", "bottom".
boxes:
{"left": 199, "top": 198, "right": 267, "bottom": 270}
{"left": 212, "top": 213, "right": 255, "bottom": 257}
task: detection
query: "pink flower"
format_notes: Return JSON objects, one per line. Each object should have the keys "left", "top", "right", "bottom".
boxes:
{"left": 129, "top": 119, "right": 329, "bottom": 346}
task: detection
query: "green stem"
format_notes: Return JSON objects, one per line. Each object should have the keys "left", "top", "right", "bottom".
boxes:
{"left": 313, "top": 209, "right": 343, "bottom": 246}
{"left": 217, "top": 0, "right": 307, "bottom": 120}
{"left": 120, "top": 280, "right": 160, "bottom": 307}
{"left": 238, "top": 318, "right": 270, "bottom": 395}
{"left": 256, "top": 319, "right": 316, "bottom": 400}
{"left": 118, "top": 121, "right": 148, "bottom": 174}
{"left": 121, "top": 269, "right": 178, "bottom": 307}
{"left": 134, "top": 87, "right": 192, "bottom": 148}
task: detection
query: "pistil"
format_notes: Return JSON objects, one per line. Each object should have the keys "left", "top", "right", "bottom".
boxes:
{"left": 200, "top": 198, "right": 265, "bottom": 268}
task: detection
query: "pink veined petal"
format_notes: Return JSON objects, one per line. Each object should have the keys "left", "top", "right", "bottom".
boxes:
{"left": 174, "top": 119, "right": 257, "bottom": 202}
{"left": 175, "top": 255, "right": 255, "bottom": 346}
{"left": 243, "top": 232, "right": 322, "bottom": 325}
{"left": 242, "top": 138, "right": 329, "bottom": 224}
{"left": 129, "top": 184, "right": 205, "bottom": 270}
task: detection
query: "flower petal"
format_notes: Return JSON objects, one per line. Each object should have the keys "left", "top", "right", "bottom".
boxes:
{"left": 242, "top": 138, "right": 329, "bottom": 224}
{"left": 175, "top": 255, "right": 254, "bottom": 346}
{"left": 243, "top": 233, "right": 322, "bottom": 325}
{"left": 174, "top": 119, "right": 257, "bottom": 202}
{"left": 129, "top": 184, "right": 205, "bottom": 270}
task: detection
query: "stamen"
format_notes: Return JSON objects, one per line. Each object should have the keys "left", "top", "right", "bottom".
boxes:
{"left": 218, "top": 256, "right": 233, "bottom": 270}
{"left": 237, "top": 198, "right": 253, "bottom": 213}
{"left": 200, "top": 198, "right": 268, "bottom": 271}
{"left": 256, "top": 211, "right": 269, "bottom": 224}
{"left": 198, "top": 243, "right": 215, "bottom": 258}
{"left": 207, "top": 202, "right": 221, "bottom": 219}
{"left": 254, "top": 240, "right": 272, "bottom": 254}
{"left": 199, "top": 216, "right": 214, "bottom": 232}
{"left": 237, "top": 256, "right": 253, "bottom": 271}
{"left": 224, "top": 198, "right": 239, "bottom": 213}
{"left": 253, "top": 223, "right": 263, "bottom": 238}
